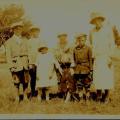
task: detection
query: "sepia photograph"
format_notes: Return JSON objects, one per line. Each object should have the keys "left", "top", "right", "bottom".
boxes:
{"left": 0, "top": 0, "right": 120, "bottom": 119}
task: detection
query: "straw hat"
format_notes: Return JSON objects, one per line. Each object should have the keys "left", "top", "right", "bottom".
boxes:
{"left": 90, "top": 12, "right": 105, "bottom": 24}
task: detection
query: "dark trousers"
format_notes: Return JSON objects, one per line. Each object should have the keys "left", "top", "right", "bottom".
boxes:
{"left": 29, "top": 65, "right": 36, "bottom": 97}
{"left": 74, "top": 74, "right": 91, "bottom": 90}
{"left": 11, "top": 70, "right": 28, "bottom": 91}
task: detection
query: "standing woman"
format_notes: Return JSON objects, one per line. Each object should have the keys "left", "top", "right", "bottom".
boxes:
{"left": 89, "top": 12, "right": 115, "bottom": 103}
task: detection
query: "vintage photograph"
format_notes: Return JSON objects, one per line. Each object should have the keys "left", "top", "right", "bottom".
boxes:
{"left": 0, "top": 0, "right": 120, "bottom": 119}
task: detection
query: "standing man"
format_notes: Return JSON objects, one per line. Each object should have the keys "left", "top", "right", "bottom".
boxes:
{"left": 53, "top": 33, "right": 75, "bottom": 100}
{"left": 6, "top": 25, "right": 29, "bottom": 102}
{"left": 89, "top": 12, "right": 115, "bottom": 103}
{"left": 28, "top": 27, "right": 40, "bottom": 98}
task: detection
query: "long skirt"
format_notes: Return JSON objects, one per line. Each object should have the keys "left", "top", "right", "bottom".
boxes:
{"left": 93, "top": 56, "right": 114, "bottom": 90}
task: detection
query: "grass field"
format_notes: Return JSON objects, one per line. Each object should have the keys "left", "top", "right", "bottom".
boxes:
{"left": 0, "top": 63, "right": 120, "bottom": 115}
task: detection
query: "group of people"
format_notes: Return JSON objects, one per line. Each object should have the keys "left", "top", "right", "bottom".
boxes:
{"left": 5, "top": 12, "right": 120, "bottom": 104}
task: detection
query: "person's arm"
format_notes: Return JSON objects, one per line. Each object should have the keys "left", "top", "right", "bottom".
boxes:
{"left": 49, "top": 63, "right": 55, "bottom": 80}
{"left": 27, "top": 40, "right": 32, "bottom": 65}
{"left": 89, "top": 30, "right": 93, "bottom": 47}
{"left": 71, "top": 48, "right": 76, "bottom": 68}
{"left": 110, "top": 47, "right": 120, "bottom": 61}
{"left": 68, "top": 46, "right": 75, "bottom": 68}
{"left": 53, "top": 54, "right": 62, "bottom": 75}
{"left": 108, "top": 27, "right": 116, "bottom": 66}
{"left": 88, "top": 47, "right": 93, "bottom": 71}
{"left": 35, "top": 53, "right": 39, "bottom": 67}
{"left": 5, "top": 40, "right": 13, "bottom": 70}
{"left": 89, "top": 30, "right": 96, "bottom": 60}
{"left": 111, "top": 56, "right": 120, "bottom": 61}
{"left": 109, "top": 28, "right": 116, "bottom": 52}
{"left": 35, "top": 55, "right": 40, "bottom": 80}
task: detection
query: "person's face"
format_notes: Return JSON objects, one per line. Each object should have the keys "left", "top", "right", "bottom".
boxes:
{"left": 59, "top": 36, "right": 67, "bottom": 46}
{"left": 14, "top": 27, "right": 23, "bottom": 36}
{"left": 94, "top": 18, "right": 103, "bottom": 28}
{"left": 77, "top": 37, "right": 86, "bottom": 46}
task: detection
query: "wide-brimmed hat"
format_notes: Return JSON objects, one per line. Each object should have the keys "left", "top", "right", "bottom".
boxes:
{"left": 90, "top": 12, "right": 105, "bottom": 24}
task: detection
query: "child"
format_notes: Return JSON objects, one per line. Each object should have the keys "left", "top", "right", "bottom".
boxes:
{"left": 73, "top": 34, "right": 93, "bottom": 103}
{"left": 36, "top": 44, "right": 62, "bottom": 101}
{"left": 6, "top": 25, "right": 30, "bottom": 102}
{"left": 60, "top": 60, "right": 76, "bottom": 103}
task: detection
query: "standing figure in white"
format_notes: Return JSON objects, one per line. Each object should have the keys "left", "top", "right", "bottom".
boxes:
{"left": 89, "top": 12, "right": 115, "bottom": 103}
{"left": 36, "top": 44, "right": 62, "bottom": 101}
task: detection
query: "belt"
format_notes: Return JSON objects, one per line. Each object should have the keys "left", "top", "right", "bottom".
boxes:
{"left": 76, "top": 60, "right": 89, "bottom": 64}
{"left": 77, "top": 62, "right": 89, "bottom": 65}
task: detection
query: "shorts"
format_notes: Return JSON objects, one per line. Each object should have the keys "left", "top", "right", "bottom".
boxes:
{"left": 11, "top": 70, "right": 28, "bottom": 91}
{"left": 74, "top": 74, "right": 92, "bottom": 89}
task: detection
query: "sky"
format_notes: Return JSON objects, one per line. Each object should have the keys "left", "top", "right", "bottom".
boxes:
{"left": 0, "top": 0, "right": 120, "bottom": 47}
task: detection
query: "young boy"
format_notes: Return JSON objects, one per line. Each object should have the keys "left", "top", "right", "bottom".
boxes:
{"left": 73, "top": 34, "right": 93, "bottom": 102}
{"left": 28, "top": 28, "right": 40, "bottom": 98}
{"left": 59, "top": 54, "right": 76, "bottom": 103}
{"left": 5, "top": 25, "right": 29, "bottom": 102}
{"left": 36, "top": 44, "right": 62, "bottom": 101}
{"left": 53, "top": 33, "right": 76, "bottom": 102}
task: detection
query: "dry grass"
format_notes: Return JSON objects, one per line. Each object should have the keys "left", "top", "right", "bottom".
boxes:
{"left": 0, "top": 63, "right": 120, "bottom": 114}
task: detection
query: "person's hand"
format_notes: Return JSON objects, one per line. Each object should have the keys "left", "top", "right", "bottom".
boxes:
{"left": 59, "top": 68, "right": 63, "bottom": 75}
{"left": 29, "top": 64, "right": 33, "bottom": 69}
{"left": 70, "top": 68, "right": 74, "bottom": 75}
{"left": 10, "top": 67, "right": 15, "bottom": 72}
{"left": 29, "top": 64, "right": 36, "bottom": 70}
